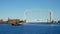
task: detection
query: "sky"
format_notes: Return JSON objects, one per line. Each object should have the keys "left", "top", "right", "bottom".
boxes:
{"left": 0, "top": 0, "right": 60, "bottom": 21}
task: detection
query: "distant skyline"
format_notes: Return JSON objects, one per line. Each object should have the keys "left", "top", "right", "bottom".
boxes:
{"left": 0, "top": 0, "right": 60, "bottom": 21}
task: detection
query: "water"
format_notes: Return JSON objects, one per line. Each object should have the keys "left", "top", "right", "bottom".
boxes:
{"left": 0, "top": 22, "right": 60, "bottom": 34}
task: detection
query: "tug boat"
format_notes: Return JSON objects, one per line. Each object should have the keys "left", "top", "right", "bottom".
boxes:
{"left": 8, "top": 19, "right": 26, "bottom": 26}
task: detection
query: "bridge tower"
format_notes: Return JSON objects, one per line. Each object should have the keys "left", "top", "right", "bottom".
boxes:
{"left": 24, "top": 10, "right": 27, "bottom": 23}
{"left": 50, "top": 10, "right": 54, "bottom": 23}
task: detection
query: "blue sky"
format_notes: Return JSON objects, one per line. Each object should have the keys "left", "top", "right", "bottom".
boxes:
{"left": 0, "top": 0, "right": 60, "bottom": 21}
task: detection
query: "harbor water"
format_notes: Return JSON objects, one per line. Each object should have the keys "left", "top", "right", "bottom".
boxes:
{"left": 0, "top": 22, "right": 60, "bottom": 34}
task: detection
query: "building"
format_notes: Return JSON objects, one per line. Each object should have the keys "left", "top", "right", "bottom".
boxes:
{"left": 58, "top": 21, "right": 60, "bottom": 23}
{"left": 0, "top": 19, "right": 3, "bottom": 23}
